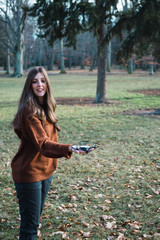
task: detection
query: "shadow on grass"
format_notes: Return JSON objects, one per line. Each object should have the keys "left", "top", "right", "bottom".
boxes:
{"left": 123, "top": 108, "right": 160, "bottom": 118}
{"left": 0, "top": 101, "right": 17, "bottom": 108}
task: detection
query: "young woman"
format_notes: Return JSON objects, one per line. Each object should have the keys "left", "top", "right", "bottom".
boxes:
{"left": 11, "top": 66, "right": 82, "bottom": 240}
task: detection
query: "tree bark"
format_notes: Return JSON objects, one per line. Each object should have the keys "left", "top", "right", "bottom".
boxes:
{"left": 59, "top": 38, "right": 66, "bottom": 74}
{"left": 107, "top": 41, "right": 111, "bottom": 72}
{"left": 128, "top": 59, "right": 133, "bottom": 74}
{"left": 13, "top": 0, "right": 24, "bottom": 77}
{"left": 94, "top": 24, "right": 107, "bottom": 103}
{"left": 149, "top": 53, "right": 154, "bottom": 75}
{"left": 80, "top": 52, "right": 85, "bottom": 69}
{"left": 6, "top": 42, "right": 10, "bottom": 74}
{"left": 5, "top": 0, "right": 10, "bottom": 74}
{"left": 49, "top": 46, "right": 54, "bottom": 70}
{"left": 14, "top": 33, "right": 24, "bottom": 77}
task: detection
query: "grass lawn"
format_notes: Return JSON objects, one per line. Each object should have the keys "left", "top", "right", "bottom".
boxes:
{"left": 0, "top": 70, "right": 160, "bottom": 240}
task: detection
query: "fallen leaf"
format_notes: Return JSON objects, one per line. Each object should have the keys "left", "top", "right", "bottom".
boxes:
{"left": 145, "top": 194, "right": 153, "bottom": 199}
{"left": 105, "top": 199, "right": 112, "bottom": 204}
{"left": 62, "top": 232, "right": 69, "bottom": 239}
{"left": 104, "top": 221, "right": 117, "bottom": 230}
{"left": 94, "top": 194, "right": 104, "bottom": 198}
{"left": 1, "top": 218, "right": 7, "bottom": 223}
{"left": 116, "top": 233, "right": 125, "bottom": 240}
{"left": 70, "top": 195, "right": 78, "bottom": 201}
{"left": 128, "top": 221, "right": 141, "bottom": 230}
{"left": 83, "top": 231, "right": 91, "bottom": 237}
{"left": 154, "top": 233, "right": 160, "bottom": 238}
{"left": 132, "top": 229, "right": 140, "bottom": 234}
{"left": 67, "top": 203, "right": 73, "bottom": 208}
{"left": 51, "top": 231, "right": 64, "bottom": 236}
{"left": 58, "top": 223, "right": 72, "bottom": 231}
{"left": 151, "top": 188, "right": 160, "bottom": 195}
{"left": 37, "top": 230, "right": 41, "bottom": 237}
{"left": 99, "top": 215, "right": 116, "bottom": 221}
{"left": 58, "top": 206, "right": 68, "bottom": 212}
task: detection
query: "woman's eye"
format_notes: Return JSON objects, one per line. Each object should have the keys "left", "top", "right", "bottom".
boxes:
{"left": 32, "top": 79, "right": 46, "bottom": 84}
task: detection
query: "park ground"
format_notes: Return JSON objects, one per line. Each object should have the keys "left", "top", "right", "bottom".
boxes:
{"left": 0, "top": 69, "right": 160, "bottom": 239}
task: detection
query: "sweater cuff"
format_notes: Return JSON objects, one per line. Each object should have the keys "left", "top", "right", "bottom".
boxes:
{"left": 66, "top": 144, "right": 73, "bottom": 159}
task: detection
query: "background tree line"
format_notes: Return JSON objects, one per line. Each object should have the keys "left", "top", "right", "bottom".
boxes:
{"left": 0, "top": 5, "right": 120, "bottom": 73}
{"left": 0, "top": 0, "right": 159, "bottom": 103}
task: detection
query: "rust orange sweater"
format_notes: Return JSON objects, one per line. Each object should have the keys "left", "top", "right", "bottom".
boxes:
{"left": 11, "top": 106, "right": 72, "bottom": 183}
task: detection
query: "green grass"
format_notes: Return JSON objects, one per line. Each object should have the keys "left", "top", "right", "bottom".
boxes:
{"left": 0, "top": 71, "right": 160, "bottom": 239}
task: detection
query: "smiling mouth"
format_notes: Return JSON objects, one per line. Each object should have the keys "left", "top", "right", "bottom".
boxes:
{"left": 37, "top": 89, "right": 44, "bottom": 92}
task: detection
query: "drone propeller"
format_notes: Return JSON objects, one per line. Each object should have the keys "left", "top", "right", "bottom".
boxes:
{"left": 79, "top": 140, "right": 99, "bottom": 148}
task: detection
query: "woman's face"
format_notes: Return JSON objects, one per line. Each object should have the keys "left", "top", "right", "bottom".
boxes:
{"left": 32, "top": 72, "right": 47, "bottom": 103}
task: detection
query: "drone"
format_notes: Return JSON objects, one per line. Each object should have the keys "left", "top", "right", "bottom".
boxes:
{"left": 71, "top": 141, "right": 99, "bottom": 154}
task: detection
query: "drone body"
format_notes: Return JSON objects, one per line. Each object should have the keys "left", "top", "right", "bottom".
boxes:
{"left": 71, "top": 141, "right": 99, "bottom": 154}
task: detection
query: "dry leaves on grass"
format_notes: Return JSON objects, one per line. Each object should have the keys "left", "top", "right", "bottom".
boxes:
{"left": 99, "top": 215, "right": 117, "bottom": 230}
{"left": 121, "top": 220, "right": 142, "bottom": 234}
{"left": 50, "top": 231, "right": 69, "bottom": 239}
{"left": 116, "top": 233, "right": 128, "bottom": 240}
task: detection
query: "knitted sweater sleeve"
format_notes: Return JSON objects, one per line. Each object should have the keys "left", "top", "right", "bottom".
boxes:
{"left": 20, "top": 107, "right": 72, "bottom": 159}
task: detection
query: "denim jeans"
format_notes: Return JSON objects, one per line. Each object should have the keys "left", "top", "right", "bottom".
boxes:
{"left": 15, "top": 175, "right": 53, "bottom": 240}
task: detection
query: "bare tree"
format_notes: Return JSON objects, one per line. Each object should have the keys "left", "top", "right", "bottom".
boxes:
{"left": 0, "top": 0, "right": 27, "bottom": 76}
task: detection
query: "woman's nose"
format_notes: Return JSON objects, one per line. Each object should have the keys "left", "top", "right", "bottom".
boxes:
{"left": 37, "top": 80, "right": 42, "bottom": 86}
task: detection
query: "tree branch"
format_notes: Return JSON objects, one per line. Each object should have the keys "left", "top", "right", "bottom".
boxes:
{"left": 0, "top": 7, "right": 18, "bottom": 41}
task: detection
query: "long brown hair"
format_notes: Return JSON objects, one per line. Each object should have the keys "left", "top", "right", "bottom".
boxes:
{"left": 12, "top": 66, "right": 59, "bottom": 129}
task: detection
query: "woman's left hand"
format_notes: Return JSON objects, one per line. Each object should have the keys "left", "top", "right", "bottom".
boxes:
{"left": 69, "top": 146, "right": 87, "bottom": 155}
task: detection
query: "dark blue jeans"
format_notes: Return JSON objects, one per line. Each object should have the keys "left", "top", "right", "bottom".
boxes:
{"left": 15, "top": 175, "right": 53, "bottom": 240}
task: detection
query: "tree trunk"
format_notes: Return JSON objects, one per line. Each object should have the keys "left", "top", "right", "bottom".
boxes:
{"left": 80, "top": 53, "right": 85, "bottom": 69}
{"left": 124, "top": 0, "right": 128, "bottom": 10}
{"left": 50, "top": 46, "right": 54, "bottom": 70}
{"left": 14, "top": 33, "right": 24, "bottom": 77}
{"left": 89, "top": 46, "right": 94, "bottom": 71}
{"left": 13, "top": 0, "right": 24, "bottom": 77}
{"left": 107, "top": 41, "right": 111, "bottom": 72}
{"left": 24, "top": 46, "right": 28, "bottom": 70}
{"left": 5, "top": 0, "right": 10, "bottom": 74}
{"left": 128, "top": 59, "right": 133, "bottom": 74}
{"left": 69, "top": 55, "right": 72, "bottom": 70}
{"left": 6, "top": 45, "right": 10, "bottom": 74}
{"left": 94, "top": 24, "right": 107, "bottom": 103}
{"left": 149, "top": 53, "right": 154, "bottom": 75}
{"left": 39, "top": 39, "right": 42, "bottom": 66}
{"left": 59, "top": 38, "right": 66, "bottom": 74}
{"left": 149, "top": 63, "right": 154, "bottom": 75}
{"left": 47, "top": 45, "right": 54, "bottom": 70}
